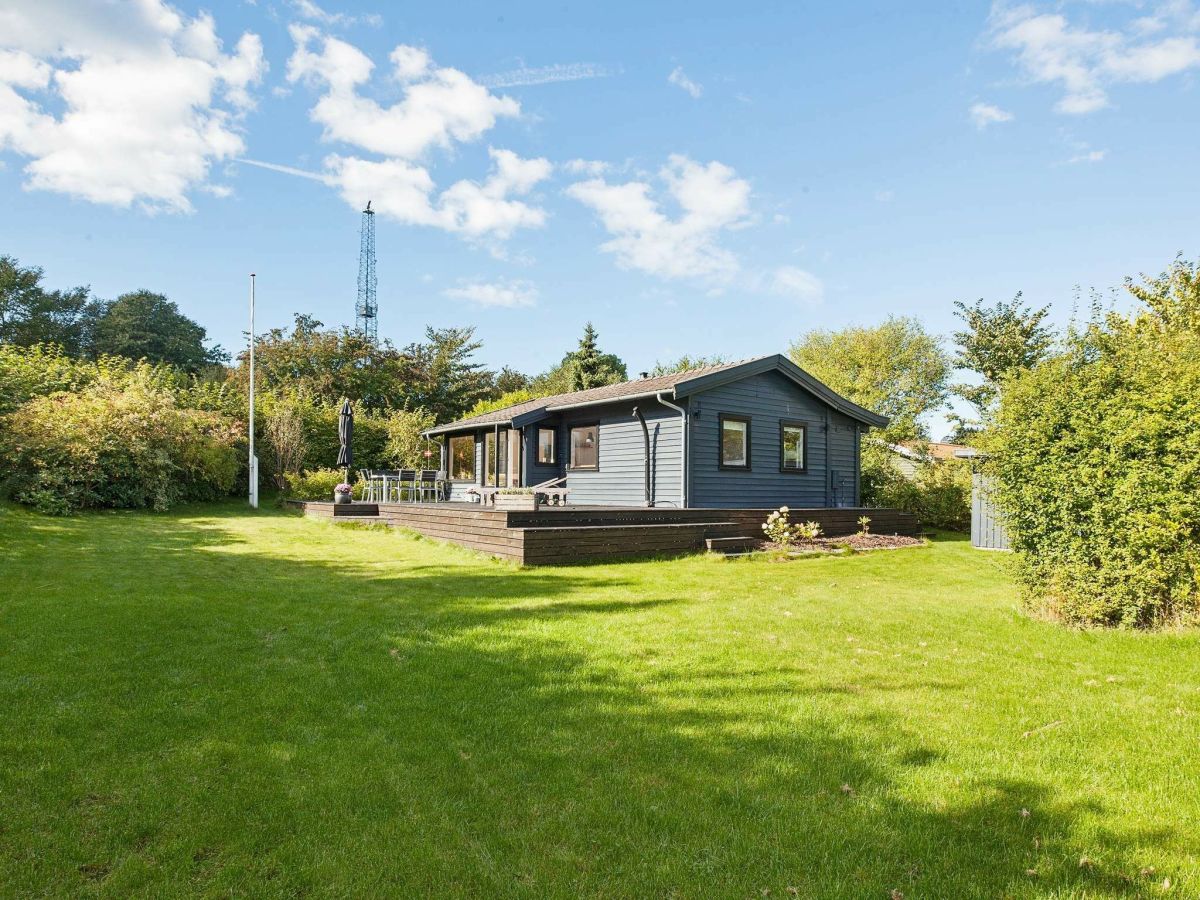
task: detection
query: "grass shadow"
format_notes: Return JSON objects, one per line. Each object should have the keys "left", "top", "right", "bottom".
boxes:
{"left": 0, "top": 504, "right": 1185, "bottom": 897}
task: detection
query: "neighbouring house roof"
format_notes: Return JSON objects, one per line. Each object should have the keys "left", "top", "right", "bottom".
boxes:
{"left": 888, "top": 441, "right": 974, "bottom": 462}
{"left": 424, "top": 353, "right": 889, "bottom": 436}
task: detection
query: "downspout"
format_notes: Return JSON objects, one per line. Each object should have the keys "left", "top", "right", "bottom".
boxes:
{"left": 656, "top": 392, "right": 687, "bottom": 508}
{"left": 631, "top": 406, "right": 652, "bottom": 507}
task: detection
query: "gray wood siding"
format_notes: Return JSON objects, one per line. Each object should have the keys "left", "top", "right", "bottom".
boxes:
{"left": 560, "top": 401, "right": 683, "bottom": 507}
{"left": 523, "top": 420, "right": 563, "bottom": 486}
{"left": 689, "top": 371, "right": 861, "bottom": 508}
{"left": 827, "top": 412, "right": 862, "bottom": 508}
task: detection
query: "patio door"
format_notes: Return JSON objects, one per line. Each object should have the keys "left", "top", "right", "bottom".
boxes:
{"left": 507, "top": 429, "right": 521, "bottom": 487}
{"left": 485, "top": 428, "right": 521, "bottom": 487}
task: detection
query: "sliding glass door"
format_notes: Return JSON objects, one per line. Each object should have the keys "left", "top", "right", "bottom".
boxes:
{"left": 484, "top": 429, "right": 521, "bottom": 487}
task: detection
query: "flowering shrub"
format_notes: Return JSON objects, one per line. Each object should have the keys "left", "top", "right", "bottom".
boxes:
{"left": 2, "top": 372, "right": 240, "bottom": 514}
{"left": 796, "top": 520, "right": 823, "bottom": 541}
{"left": 761, "top": 507, "right": 822, "bottom": 547}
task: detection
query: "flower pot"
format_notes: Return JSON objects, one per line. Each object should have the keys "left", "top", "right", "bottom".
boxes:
{"left": 334, "top": 492, "right": 352, "bottom": 505}
{"left": 494, "top": 494, "right": 538, "bottom": 511}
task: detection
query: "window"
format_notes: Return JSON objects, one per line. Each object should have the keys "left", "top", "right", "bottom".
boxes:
{"left": 537, "top": 427, "right": 557, "bottom": 465}
{"left": 569, "top": 424, "right": 599, "bottom": 470}
{"left": 719, "top": 414, "right": 751, "bottom": 469}
{"left": 449, "top": 435, "right": 475, "bottom": 481}
{"left": 780, "top": 421, "right": 807, "bottom": 473}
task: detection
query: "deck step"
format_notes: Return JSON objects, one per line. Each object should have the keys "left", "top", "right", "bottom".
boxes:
{"left": 705, "top": 535, "right": 764, "bottom": 553}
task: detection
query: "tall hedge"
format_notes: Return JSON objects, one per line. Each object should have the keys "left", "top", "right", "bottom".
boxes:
{"left": 984, "top": 258, "right": 1200, "bottom": 627}
{"left": 2, "top": 372, "right": 241, "bottom": 514}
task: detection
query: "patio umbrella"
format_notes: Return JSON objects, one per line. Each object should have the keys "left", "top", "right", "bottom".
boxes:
{"left": 336, "top": 399, "right": 354, "bottom": 481}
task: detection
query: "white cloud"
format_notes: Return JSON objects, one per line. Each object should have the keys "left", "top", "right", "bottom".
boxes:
{"left": 566, "top": 154, "right": 751, "bottom": 284}
{"left": 327, "top": 146, "right": 552, "bottom": 240}
{"left": 0, "top": 1, "right": 265, "bottom": 211}
{"left": 287, "top": 26, "right": 519, "bottom": 160}
{"left": 668, "top": 66, "right": 703, "bottom": 98}
{"left": 969, "top": 101, "right": 1015, "bottom": 128}
{"left": 290, "top": 0, "right": 382, "bottom": 29}
{"left": 991, "top": 3, "right": 1200, "bottom": 114}
{"left": 478, "top": 62, "right": 618, "bottom": 88}
{"left": 282, "top": 29, "right": 549, "bottom": 243}
{"left": 768, "top": 266, "right": 824, "bottom": 304}
{"left": 564, "top": 158, "right": 611, "bottom": 176}
{"left": 444, "top": 278, "right": 538, "bottom": 308}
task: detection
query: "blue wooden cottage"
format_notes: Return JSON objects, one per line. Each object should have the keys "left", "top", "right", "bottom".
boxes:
{"left": 424, "top": 354, "right": 887, "bottom": 509}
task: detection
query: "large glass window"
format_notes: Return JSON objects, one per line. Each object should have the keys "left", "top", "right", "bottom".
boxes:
{"left": 719, "top": 414, "right": 751, "bottom": 469}
{"left": 484, "top": 430, "right": 510, "bottom": 487}
{"left": 569, "top": 424, "right": 598, "bottom": 470}
{"left": 780, "top": 421, "right": 806, "bottom": 472}
{"left": 537, "top": 427, "right": 556, "bottom": 465}
{"left": 449, "top": 435, "right": 475, "bottom": 481}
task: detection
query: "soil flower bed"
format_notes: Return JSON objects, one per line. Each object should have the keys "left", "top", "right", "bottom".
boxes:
{"left": 764, "top": 533, "right": 925, "bottom": 554}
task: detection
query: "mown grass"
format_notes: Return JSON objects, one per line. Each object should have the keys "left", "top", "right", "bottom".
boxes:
{"left": 0, "top": 503, "right": 1196, "bottom": 898}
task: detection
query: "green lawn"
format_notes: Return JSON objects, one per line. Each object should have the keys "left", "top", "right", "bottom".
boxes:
{"left": 1, "top": 504, "right": 1196, "bottom": 898}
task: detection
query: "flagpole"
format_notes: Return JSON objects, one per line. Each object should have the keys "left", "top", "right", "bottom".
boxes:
{"left": 248, "top": 273, "right": 259, "bottom": 509}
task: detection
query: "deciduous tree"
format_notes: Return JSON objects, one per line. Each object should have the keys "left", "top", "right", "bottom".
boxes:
{"left": 789, "top": 316, "right": 949, "bottom": 444}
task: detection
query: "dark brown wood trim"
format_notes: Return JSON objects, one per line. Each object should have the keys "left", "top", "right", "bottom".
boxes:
{"left": 778, "top": 419, "right": 809, "bottom": 475}
{"left": 567, "top": 422, "right": 600, "bottom": 472}
{"left": 717, "top": 413, "right": 752, "bottom": 471}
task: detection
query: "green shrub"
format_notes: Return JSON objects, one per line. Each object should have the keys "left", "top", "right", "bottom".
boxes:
{"left": 282, "top": 468, "right": 348, "bottom": 501}
{"left": 862, "top": 444, "right": 970, "bottom": 531}
{"left": 984, "top": 257, "right": 1200, "bottom": 627}
{"left": 383, "top": 406, "right": 438, "bottom": 469}
{"left": 2, "top": 372, "right": 240, "bottom": 514}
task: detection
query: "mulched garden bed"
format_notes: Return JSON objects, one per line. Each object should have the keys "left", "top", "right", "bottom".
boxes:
{"left": 763, "top": 533, "right": 925, "bottom": 554}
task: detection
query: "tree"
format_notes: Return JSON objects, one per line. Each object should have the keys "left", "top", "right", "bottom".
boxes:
{"left": 494, "top": 366, "right": 529, "bottom": 395}
{"left": 402, "top": 326, "right": 495, "bottom": 423}
{"left": 383, "top": 407, "right": 438, "bottom": 468}
{"left": 85, "top": 290, "right": 226, "bottom": 372}
{"left": 467, "top": 389, "right": 536, "bottom": 417}
{"left": 527, "top": 324, "right": 627, "bottom": 396}
{"left": 649, "top": 354, "right": 729, "bottom": 376}
{"left": 244, "top": 314, "right": 409, "bottom": 411}
{"left": 788, "top": 316, "right": 949, "bottom": 444}
{"left": 262, "top": 391, "right": 310, "bottom": 491}
{"left": 0, "top": 255, "right": 90, "bottom": 353}
{"left": 572, "top": 322, "right": 606, "bottom": 390}
{"left": 949, "top": 293, "right": 1053, "bottom": 438}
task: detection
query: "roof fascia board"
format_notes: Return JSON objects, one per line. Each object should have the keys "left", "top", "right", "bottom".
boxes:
{"left": 544, "top": 389, "right": 662, "bottom": 414}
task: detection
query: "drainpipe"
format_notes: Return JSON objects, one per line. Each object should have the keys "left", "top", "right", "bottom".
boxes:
{"left": 656, "top": 392, "right": 687, "bottom": 508}
{"left": 631, "top": 406, "right": 652, "bottom": 507}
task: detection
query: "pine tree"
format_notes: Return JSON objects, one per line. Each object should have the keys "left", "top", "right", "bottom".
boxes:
{"left": 572, "top": 322, "right": 604, "bottom": 390}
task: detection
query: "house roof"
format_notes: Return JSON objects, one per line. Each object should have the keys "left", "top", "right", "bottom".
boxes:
{"left": 888, "top": 441, "right": 973, "bottom": 461}
{"left": 425, "top": 354, "right": 889, "bottom": 436}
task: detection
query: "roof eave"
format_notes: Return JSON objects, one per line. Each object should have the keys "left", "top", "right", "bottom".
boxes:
{"left": 543, "top": 389, "right": 664, "bottom": 414}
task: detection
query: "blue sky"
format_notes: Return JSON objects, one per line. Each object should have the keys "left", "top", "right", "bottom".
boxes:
{"left": 2, "top": 0, "right": 1199, "bottom": 434}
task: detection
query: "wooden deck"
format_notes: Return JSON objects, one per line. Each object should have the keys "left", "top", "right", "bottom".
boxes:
{"left": 291, "top": 501, "right": 919, "bottom": 565}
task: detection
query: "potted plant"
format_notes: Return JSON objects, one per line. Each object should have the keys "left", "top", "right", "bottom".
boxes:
{"left": 494, "top": 487, "right": 539, "bottom": 511}
{"left": 334, "top": 482, "right": 353, "bottom": 505}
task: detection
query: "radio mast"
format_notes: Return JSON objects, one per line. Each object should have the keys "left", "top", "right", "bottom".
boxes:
{"left": 355, "top": 200, "right": 377, "bottom": 341}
